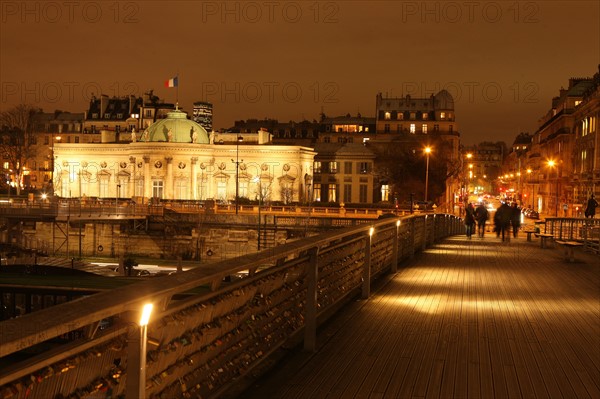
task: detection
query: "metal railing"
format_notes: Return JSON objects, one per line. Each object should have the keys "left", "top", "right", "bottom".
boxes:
{"left": 544, "top": 217, "right": 600, "bottom": 254}
{"left": 0, "top": 199, "right": 428, "bottom": 219}
{"left": 0, "top": 214, "right": 462, "bottom": 399}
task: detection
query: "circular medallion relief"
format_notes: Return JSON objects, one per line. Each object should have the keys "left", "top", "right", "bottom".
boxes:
{"left": 155, "top": 161, "right": 163, "bottom": 169}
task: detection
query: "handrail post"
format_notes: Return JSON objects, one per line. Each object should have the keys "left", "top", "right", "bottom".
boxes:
{"left": 391, "top": 220, "right": 400, "bottom": 273}
{"left": 422, "top": 216, "right": 427, "bottom": 251}
{"left": 304, "top": 246, "right": 319, "bottom": 352}
{"left": 410, "top": 218, "right": 416, "bottom": 258}
{"left": 362, "top": 228, "right": 373, "bottom": 299}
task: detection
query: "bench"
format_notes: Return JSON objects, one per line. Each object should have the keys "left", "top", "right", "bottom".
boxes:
{"left": 523, "top": 230, "right": 536, "bottom": 242}
{"left": 536, "top": 233, "right": 554, "bottom": 248}
{"left": 555, "top": 240, "right": 584, "bottom": 262}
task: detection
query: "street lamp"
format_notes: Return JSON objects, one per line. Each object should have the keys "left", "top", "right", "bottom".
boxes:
{"left": 126, "top": 303, "right": 153, "bottom": 399}
{"left": 116, "top": 182, "right": 121, "bottom": 216}
{"left": 231, "top": 136, "right": 243, "bottom": 215}
{"left": 252, "top": 176, "right": 262, "bottom": 250}
{"left": 526, "top": 168, "right": 532, "bottom": 208}
{"left": 424, "top": 146, "right": 432, "bottom": 209}
{"left": 51, "top": 135, "right": 61, "bottom": 193}
{"left": 547, "top": 160, "right": 559, "bottom": 216}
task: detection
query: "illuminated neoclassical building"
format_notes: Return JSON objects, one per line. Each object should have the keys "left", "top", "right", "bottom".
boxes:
{"left": 52, "top": 108, "right": 316, "bottom": 203}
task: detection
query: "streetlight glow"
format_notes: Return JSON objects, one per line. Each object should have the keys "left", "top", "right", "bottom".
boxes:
{"left": 140, "top": 303, "right": 153, "bottom": 326}
{"left": 424, "top": 146, "right": 432, "bottom": 206}
{"left": 546, "top": 159, "right": 560, "bottom": 216}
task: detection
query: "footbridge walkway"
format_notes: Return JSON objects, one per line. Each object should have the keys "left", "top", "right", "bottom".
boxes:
{"left": 1, "top": 215, "right": 599, "bottom": 399}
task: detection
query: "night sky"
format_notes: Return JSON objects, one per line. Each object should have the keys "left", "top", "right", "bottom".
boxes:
{"left": 1, "top": 1, "right": 598, "bottom": 144}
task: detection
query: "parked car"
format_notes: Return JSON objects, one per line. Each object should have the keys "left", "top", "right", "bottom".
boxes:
{"left": 524, "top": 209, "right": 539, "bottom": 219}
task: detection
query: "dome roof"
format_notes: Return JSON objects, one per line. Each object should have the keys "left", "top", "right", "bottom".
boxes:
{"left": 145, "top": 108, "right": 209, "bottom": 143}
{"left": 434, "top": 90, "right": 454, "bottom": 110}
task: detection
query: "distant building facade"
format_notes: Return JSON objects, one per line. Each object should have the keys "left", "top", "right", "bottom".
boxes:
{"left": 28, "top": 111, "right": 84, "bottom": 191}
{"left": 192, "top": 101, "right": 213, "bottom": 132}
{"left": 375, "top": 90, "right": 457, "bottom": 136}
{"left": 53, "top": 109, "right": 315, "bottom": 204}
{"left": 525, "top": 70, "right": 597, "bottom": 216}
{"left": 312, "top": 143, "right": 376, "bottom": 204}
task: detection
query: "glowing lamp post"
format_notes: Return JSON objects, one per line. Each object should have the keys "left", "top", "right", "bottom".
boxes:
{"left": 547, "top": 160, "right": 559, "bottom": 216}
{"left": 424, "top": 146, "right": 432, "bottom": 209}
{"left": 526, "top": 168, "right": 532, "bottom": 208}
{"left": 127, "top": 303, "right": 153, "bottom": 399}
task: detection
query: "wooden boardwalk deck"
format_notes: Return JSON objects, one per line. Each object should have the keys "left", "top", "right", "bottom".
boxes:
{"left": 236, "top": 235, "right": 600, "bottom": 399}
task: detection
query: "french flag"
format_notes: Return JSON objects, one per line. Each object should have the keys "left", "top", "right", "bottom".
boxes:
{"left": 165, "top": 76, "right": 178, "bottom": 88}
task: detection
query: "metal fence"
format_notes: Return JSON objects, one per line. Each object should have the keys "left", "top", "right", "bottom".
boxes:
{"left": 543, "top": 217, "right": 600, "bottom": 254}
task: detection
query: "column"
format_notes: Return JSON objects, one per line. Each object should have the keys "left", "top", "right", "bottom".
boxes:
{"left": 143, "top": 156, "right": 151, "bottom": 199}
{"left": 165, "top": 156, "right": 173, "bottom": 200}
{"left": 191, "top": 157, "right": 198, "bottom": 200}
{"left": 129, "top": 156, "right": 136, "bottom": 198}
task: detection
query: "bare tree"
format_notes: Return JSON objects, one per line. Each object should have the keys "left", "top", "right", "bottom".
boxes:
{"left": 0, "top": 104, "right": 39, "bottom": 196}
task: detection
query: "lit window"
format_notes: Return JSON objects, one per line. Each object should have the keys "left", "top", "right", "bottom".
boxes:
{"left": 328, "top": 184, "right": 337, "bottom": 202}
{"left": 329, "top": 162, "right": 338, "bottom": 174}
{"left": 422, "top": 113, "right": 428, "bottom": 120}
{"left": 440, "top": 112, "right": 446, "bottom": 119}
{"left": 410, "top": 124, "right": 416, "bottom": 134}
{"left": 314, "top": 161, "right": 322, "bottom": 173}
{"left": 153, "top": 180, "right": 164, "bottom": 199}
{"left": 575, "top": 100, "right": 582, "bottom": 107}
{"left": 381, "top": 184, "right": 389, "bottom": 202}
{"left": 313, "top": 183, "right": 321, "bottom": 202}
{"left": 398, "top": 113, "right": 404, "bottom": 120}
{"left": 384, "top": 112, "right": 391, "bottom": 120}
{"left": 422, "top": 124, "right": 427, "bottom": 134}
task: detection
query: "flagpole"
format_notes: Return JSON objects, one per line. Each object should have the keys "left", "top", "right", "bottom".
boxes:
{"left": 176, "top": 73, "right": 179, "bottom": 106}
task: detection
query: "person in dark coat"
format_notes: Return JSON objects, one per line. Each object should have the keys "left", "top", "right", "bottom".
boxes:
{"left": 464, "top": 203, "right": 476, "bottom": 238}
{"left": 474, "top": 203, "right": 489, "bottom": 238}
{"left": 495, "top": 202, "right": 512, "bottom": 242}
{"left": 585, "top": 194, "right": 598, "bottom": 218}
{"left": 510, "top": 203, "right": 521, "bottom": 238}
